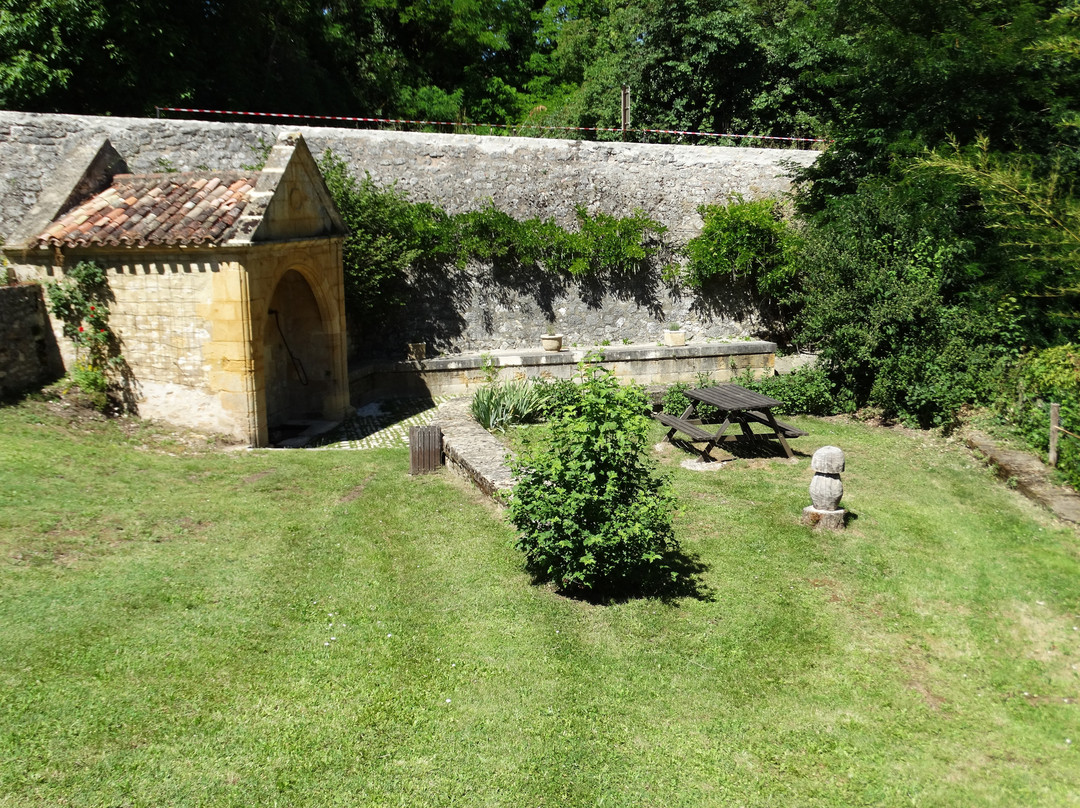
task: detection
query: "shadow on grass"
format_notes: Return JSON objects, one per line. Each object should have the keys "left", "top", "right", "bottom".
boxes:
{"left": 537, "top": 547, "right": 715, "bottom": 606}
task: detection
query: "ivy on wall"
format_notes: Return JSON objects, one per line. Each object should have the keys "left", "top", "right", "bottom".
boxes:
{"left": 318, "top": 150, "right": 671, "bottom": 322}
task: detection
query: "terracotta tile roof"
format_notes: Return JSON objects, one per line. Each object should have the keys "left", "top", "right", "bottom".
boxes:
{"left": 35, "top": 170, "right": 257, "bottom": 248}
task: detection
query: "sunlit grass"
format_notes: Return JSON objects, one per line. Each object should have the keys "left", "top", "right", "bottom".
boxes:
{"left": 0, "top": 401, "right": 1077, "bottom": 806}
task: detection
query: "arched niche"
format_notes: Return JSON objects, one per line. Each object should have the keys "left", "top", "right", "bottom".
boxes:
{"left": 262, "top": 268, "right": 335, "bottom": 442}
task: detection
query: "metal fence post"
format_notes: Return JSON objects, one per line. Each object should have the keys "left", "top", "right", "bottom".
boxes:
{"left": 1050, "top": 403, "right": 1060, "bottom": 467}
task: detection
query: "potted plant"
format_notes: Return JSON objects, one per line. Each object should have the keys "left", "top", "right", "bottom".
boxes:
{"left": 663, "top": 322, "right": 686, "bottom": 347}
{"left": 541, "top": 326, "right": 564, "bottom": 352}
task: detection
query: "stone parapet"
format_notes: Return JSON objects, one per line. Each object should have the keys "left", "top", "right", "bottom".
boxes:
{"left": 351, "top": 340, "right": 775, "bottom": 403}
{"left": 0, "top": 111, "right": 817, "bottom": 246}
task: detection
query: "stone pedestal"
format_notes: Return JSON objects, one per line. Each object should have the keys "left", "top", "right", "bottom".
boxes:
{"left": 802, "top": 506, "right": 846, "bottom": 530}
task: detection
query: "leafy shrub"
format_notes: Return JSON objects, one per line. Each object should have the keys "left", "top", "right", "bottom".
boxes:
{"left": 537, "top": 378, "right": 581, "bottom": 419}
{"left": 682, "top": 196, "right": 794, "bottom": 295}
{"left": 44, "top": 259, "right": 127, "bottom": 411}
{"left": 319, "top": 149, "right": 671, "bottom": 330}
{"left": 509, "top": 364, "right": 679, "bottom": 597}
{"left": 790, "top": 178, "right": 1010, "bottom": 427}
{"left": 319, "top": 150, "right": 453, "bottom": 322}
{"left": 661, "top": 381, "right": 692, "bottom": 417}
{"left": 471, "top": 379, "right": 547, "bottom": 432}
{"left": 1004, "top": 344, "right": 1080, "bottom": 489}
{"left": 738, "top": 363, "right": 838, "bottom": 416}
{"left": 661, "top": 379, "right": 718, "bottom": 422}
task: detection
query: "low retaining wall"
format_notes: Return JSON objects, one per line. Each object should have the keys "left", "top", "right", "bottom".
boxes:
{"left": 0, "top": 283, "right": 63, "bottom": 398}
{"left": 435, "top": 397, "right": 514, "bottom": 501}
{"left": 351, "top": 340, "right": 775, "bottom": 403}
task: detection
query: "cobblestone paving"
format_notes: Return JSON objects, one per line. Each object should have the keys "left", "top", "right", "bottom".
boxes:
{"left": 309, "top": 397, "right": 450, "bottom": 450}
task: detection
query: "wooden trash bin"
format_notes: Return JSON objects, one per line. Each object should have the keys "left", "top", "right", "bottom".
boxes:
{"left": 409, "top": 425, "right": 443, "bottom": 475}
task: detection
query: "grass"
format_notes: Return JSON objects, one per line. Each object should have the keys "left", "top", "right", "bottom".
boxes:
{"left": 1, "top": 399, "right": 1078, "bottom": 806}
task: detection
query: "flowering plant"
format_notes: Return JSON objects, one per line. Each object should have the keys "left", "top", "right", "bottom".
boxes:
{"left": 45, "top": 260, "right": 123, "bottom": 406}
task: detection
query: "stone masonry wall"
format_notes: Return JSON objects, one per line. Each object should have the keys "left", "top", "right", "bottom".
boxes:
{"left": 0, "top": 111, "right": 819, "bottom": 355}
{"left": 0, "top": 283, "right": 63, "bottom": 397}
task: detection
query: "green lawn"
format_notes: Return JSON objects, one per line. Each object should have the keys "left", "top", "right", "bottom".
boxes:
{"left": 1, "top": 400, "right": 1077, "bottom": 807}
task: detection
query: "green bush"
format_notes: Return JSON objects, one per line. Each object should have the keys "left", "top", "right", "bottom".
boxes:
{"left": 318, "top": 151, "right": 453, "bottom": 322}
{"left": 536, "top": 378, "right": 582, "bottom": 419}
{"left": 319, "top": 149, "right": 671, "bottom": 331}
{"left": 661, "top": 379, "right": 718, "bottom": 422}
{"left": 790, "top": 178, "right": 1011, "bottom": 427}
{"left": 661, "top": 381, "right": 692, "bottom": 417}
{"left": 739, "top": 363, "right": 838, "bottom": 416}
{"left": 682, "top": 196, "right": 794, "bottom": 295}
{"left": 44, "top": 259, "right": 127, "bottom": 412}
{"left": 509, "top": 364, "right": 679, "bottom": 597}
{"left": 1004, "top": 344, "right": 1080, "bottom": 490}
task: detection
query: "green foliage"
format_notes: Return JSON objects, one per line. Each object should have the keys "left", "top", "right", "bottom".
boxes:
{"left": 915, "top": 136, "right": 1080, "bottom": 338}
{"left": 525, "top": 0, "right": 827, "bottom": 142}
{"left": 682, "top": 197, "right": 794, "bottom": 294}
{"left": 43, "top": 260, "right": 126, "bottom": 411}
{"left": 318, "top": 150, "right": 451, "bottom": 320}
{"left": 537, "top": 378, "right": 582, "bottom": 419}
{"left": 738, "top": 363, "right": 838, "bottom": 417}
{"left": 661, "top": 378, "right": 718, "bottom": 422}
{"left": 470, "top": 379, "right": 546, "bottom": 432}
{"left": 1003, "top": 344, "right": 1080, "bottom": 489}
{"left": 661, "top": 381, "right": 692, "bottom": 418}
{"left": 509, "top": 363, "right": 678, "bottom": 597}
{"left": 319, "top": 150, "right": 669, "bottom": 328}
{"left": 790, "top": 179, "right": 1014, "bottom": 426}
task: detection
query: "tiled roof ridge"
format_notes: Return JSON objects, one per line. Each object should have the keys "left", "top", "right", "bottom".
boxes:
{"left": 35, "top": 170, "right": 258, "bottom": 249}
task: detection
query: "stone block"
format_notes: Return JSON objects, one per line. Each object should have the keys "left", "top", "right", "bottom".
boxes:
{"left": 802, "top": 507, "right": 846, "bottom": 530}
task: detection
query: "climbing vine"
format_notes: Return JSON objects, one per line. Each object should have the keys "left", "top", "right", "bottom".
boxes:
{"left": 318, "top": 149, "right": 670, "bottom": 321}
{"left": 44, "top": 260, "right": 125, "bottom": 409}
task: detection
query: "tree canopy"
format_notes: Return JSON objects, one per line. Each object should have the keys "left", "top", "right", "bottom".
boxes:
{"left": 4, "top": 0, "right": 1080, "bottom": 427}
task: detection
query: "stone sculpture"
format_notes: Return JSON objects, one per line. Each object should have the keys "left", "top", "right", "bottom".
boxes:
{"left": 803, "top": 445, "right": 846, "bottom": 529}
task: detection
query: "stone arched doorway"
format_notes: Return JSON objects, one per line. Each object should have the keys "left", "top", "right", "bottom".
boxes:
{"left": 263, "top": 269, "right": 335, "bottom": 443}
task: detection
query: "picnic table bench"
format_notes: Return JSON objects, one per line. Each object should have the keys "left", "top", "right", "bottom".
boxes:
{"left": 652, "top": 383, "right": 808, "bottom": 461}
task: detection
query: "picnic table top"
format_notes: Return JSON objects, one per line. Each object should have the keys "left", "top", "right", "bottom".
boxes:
{"left": 686, "top": 384, "right": 782, "bottom": 411}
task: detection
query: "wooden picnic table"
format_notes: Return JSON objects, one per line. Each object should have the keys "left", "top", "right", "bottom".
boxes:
{"left": 652, "top": 383, "right": 808, "bottom": 461}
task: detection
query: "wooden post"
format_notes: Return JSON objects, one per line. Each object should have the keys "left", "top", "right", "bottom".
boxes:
{"left": 1050, "top": 403, "right": 1060, "bottom": 467}
{"left": 409, "top": 424, "right": 443, "bottom": 475}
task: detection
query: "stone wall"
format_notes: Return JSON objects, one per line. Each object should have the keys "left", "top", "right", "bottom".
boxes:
{"left": 0, "top": 111, "right": 819, "bottom": 356}
{"left": 0, "top": 111, "right": 817, "bottom": 242}
{"left": 0, "top": 283, "right": 63, "bottom": 398}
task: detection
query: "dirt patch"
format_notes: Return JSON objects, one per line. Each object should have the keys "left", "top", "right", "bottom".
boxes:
{"left": 906, "top": 677, "right": 947, "bottom": 710}
{"left": 242, "top": 470, "right": 276, "bottom": 484}
{"left": 339, "top": 474, "right": 375, "bottom": 504}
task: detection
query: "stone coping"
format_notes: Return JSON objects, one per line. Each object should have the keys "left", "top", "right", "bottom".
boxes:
{"left": 357, "top": 339, "right": 776, "bottom": 374}
{"left": 434, "top": 396, "right": 514, "bottom": 502}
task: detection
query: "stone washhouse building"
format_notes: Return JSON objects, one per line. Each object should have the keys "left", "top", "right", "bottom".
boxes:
{"left": 4, "top": 131, "right": 351, "bottom": 446}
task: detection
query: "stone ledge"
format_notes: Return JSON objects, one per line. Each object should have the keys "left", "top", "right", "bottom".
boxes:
{"left": 421, "top": 340, "right": 777, "bottom": 371}
{"left": 434, "top": 397, "right": 514, "bottom": 502}
{"left": 352, "top": 340, "right": 777, "bottom": 403}
{"left": 966, "top": 431, "right": 1080, "bottom": 524}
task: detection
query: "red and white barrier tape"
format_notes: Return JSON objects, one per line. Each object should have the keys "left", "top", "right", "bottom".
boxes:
{"left": 155, "top": 107, "right": 829, "bottom": 145}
